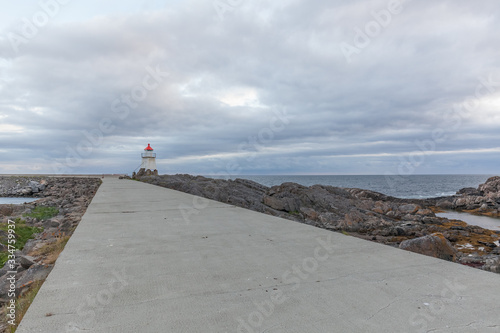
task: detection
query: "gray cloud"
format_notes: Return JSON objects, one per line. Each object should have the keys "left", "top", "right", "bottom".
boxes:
{"left": 1, "top": 0, "right": 499, "bottom": 175}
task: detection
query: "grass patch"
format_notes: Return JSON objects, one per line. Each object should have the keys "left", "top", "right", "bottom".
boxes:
{"left": 23, "top": 206, "right": 59, "bottom": 220}
{"left": 0, "top": 219, "right": 43, "bottom": 266}
{"left": 0, "top": 252, "right": 9, "bottom": 267}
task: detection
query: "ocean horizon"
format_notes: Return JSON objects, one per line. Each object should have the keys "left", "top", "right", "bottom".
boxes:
{"left": 207, "top": 174, "right": 494, "bottom": 199}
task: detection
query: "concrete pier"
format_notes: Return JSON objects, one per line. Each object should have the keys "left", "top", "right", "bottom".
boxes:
{"left": 17, "top": 177, "right": 500, "bottom": 332}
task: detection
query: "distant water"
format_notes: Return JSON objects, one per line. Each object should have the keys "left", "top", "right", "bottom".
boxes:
{"left": 0, "top": 197, "right": 38, "bottom": 205}
{"left": 209, "top": 174, "right": 494, "bottom": 199}
{"left": 436, "top": 211, "right": 500, "bottom": 230}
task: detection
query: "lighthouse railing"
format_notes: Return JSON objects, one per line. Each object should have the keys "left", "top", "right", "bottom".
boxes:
{"left": 141, "top": 153, "right": 156, "bottom": 158}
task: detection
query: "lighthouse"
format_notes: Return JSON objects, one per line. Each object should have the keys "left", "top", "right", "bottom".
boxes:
{"left": 135, "top": 143, "right": 158, "bottom": 177}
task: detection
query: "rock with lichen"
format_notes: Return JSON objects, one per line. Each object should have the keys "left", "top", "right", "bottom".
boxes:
{"left": 399, "top": 233, "right": 457, "bottom": 261}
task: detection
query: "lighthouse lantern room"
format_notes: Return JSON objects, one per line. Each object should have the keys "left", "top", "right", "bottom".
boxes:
{"left": 134, "top": 143, "right": 158, "bottom": 177}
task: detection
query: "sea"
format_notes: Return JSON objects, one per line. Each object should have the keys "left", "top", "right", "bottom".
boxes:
{"left": 0, "top": 197, "right": 38, "bottom": 205}
{"left": 213, "top": 174, "right": 499, "bottom": 230}
{"left": 211, "top": 174, "right": 495, "bottom": 199}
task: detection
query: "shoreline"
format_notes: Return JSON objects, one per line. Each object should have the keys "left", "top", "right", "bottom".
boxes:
{"left": 204, "top": 174, "right": 494, "bottom": 199}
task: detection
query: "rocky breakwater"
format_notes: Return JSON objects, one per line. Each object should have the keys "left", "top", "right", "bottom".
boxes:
{"left": 0, "top": 176, "right": 101, "bottom": 330}
{"left": 135, "top": 174, "right": 500, "bottom": 274}
{"left": 0, "top": 176, "right": 48, "bottom": 197}
{"left": 432, "top": 176, "right": 500, "bottom": 217}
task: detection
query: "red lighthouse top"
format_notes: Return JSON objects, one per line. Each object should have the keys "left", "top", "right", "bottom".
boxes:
{"left": 144, "top": 143, "right": 154, "bottom": 151}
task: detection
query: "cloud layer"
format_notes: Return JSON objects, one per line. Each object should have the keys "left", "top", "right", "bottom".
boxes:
{"left": 1, "top": 0, "right": 499, "bottom": 175}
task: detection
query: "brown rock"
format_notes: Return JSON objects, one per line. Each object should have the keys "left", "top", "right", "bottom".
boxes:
{"left": 263, "top": 196, "right": 286, "bottom": 211}
{"left": 399, "top": 233, "right": 457, "bottom": 261}
{"left": 300, "top": 207, "right": 318, "bottom": 220}
{"left": 399, "top": 204, "right": 420, "bottom": 214}
{"left": 416, "top": 209, "right": 434, "bottom": 217}
{"left": 0, "top": 205, "right": 14, "bottom": 217}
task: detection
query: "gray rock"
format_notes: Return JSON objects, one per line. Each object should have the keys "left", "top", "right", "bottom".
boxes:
{"left": 263, "top": 196, "right": 285, "bottom": 211}
{"left": 422, "top": 217, "right": 442, "bottom": 225}
{"left": 0, "top": 205, "right": 14, "bottom": 217}
{"left": 49, "top": 219, "right": 61, "bottom": 228}
{"left": 436, "top": 200, "right": 454, "bottom": 209}
{"left": 399, "top": 204, "right": 419, "bottom": 214}
{"left": 19, "top": 255, "right": 36, "bottom": 269}
{"left": 29, "top": 181, "right": 41, "bottom": 193}
{"left": 16, "top": 264, "right": 53, "bottom": 291}
{"left": 479, "top": 176, "right": 500, "bottom": 194}
{"left": 300, "top": 207, "right": 318, "bottom": 220}
{"left": 22, "top": 239, "right": 42, "bottom": 254}
{"left": 416, "top": 209, "right": 434, "bottom": 216}
{"left": 456, "top": 187, "right": 482, "bottom": 196}
{"left": 400, "top": 233, "right": 457, "bottom": 261}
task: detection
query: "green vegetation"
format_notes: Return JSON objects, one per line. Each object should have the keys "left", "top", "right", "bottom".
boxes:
{"left": 23, "top": 206, "right": 59, "bottom": 220}
{"left": 288, "top": 210, "right": 301, "bottom": 216}
{"left": 0, "top": 219, "right": 43, "bottom": 266}
{"left": 0, "top": 252, "right": 8, "bottom": 267}
{"left": 0, "top": 233, "right": 70, "bottom": 331}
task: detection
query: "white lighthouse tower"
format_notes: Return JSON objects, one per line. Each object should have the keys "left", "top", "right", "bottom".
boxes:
{"left": 135, "top": 143, "right": 158, "bottom": 177}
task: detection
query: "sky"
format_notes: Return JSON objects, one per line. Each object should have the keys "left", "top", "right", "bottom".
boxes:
{"left": 0, "top": 0, "right": 499, "bottom": 176}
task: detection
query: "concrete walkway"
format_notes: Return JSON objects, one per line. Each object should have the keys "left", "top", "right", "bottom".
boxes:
{"left": 18, "top": 177, "right": 500, "bottom": 332}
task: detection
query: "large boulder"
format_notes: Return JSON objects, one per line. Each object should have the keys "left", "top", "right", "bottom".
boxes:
{"left": 19, "top": 255, "right": 37, "bottom": 269}
{"left": 0, "top": 205, "right": 14, "bottom": 217}
{"left": 399, "top": 233, "right": 457, "bottom": 261}
{"left": 398, "top": 204, "right": 420, "bottom": 214}
{"left": 263, "top": 196, "right": 286, "bottom": 211}
{"left": 478, "top": 176, "right": 500, "bottom": 194}
{"left": 456, "top": 187, "right": 482, "bottom": 196}
{"left": 444, "top": 176, "right": 500, "bottom": 215}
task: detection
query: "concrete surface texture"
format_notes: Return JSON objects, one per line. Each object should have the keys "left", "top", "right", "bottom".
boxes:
{"left": 17, "top": 177, "right": 500, "bottom": 332}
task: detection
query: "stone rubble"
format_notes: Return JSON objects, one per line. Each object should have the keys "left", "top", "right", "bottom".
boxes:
{"left": 432, "top": 176, "right": 500, "bottom": 217}
{"left": 0, "top": 177, "right": 101, "bottom": 317}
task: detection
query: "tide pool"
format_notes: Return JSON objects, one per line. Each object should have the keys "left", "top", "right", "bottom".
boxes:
{"left": 437, "top": 210, "right": 500, "bottom": 230}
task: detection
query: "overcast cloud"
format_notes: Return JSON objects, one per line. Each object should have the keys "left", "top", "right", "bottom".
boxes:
{"left": 0, "top": 0, "right": 499, "bottom": 175}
